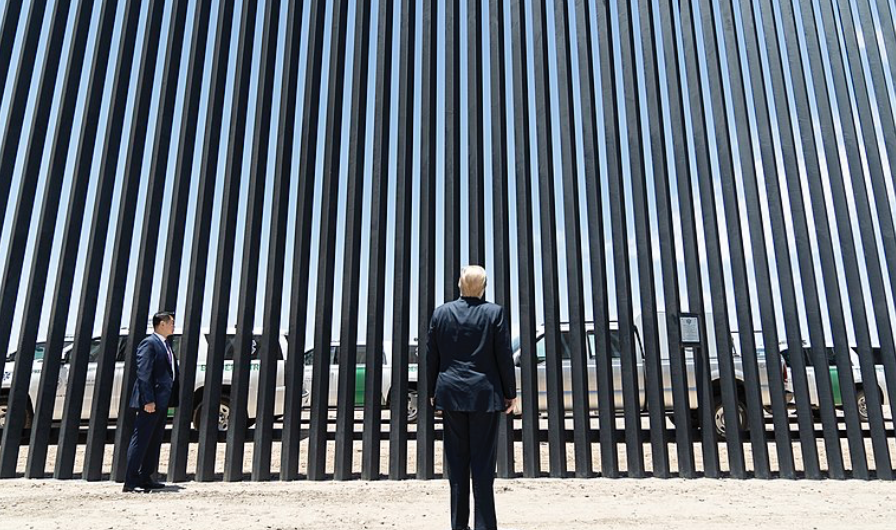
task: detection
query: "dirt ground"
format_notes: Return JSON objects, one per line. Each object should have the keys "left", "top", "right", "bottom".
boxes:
{"left": 1, "top": 474, "right": 895, "bottom": 530}
{"left": 2, "top": 437, "right": 896, "bottom": 530}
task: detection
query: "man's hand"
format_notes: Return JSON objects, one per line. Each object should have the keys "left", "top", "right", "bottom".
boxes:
{"left": 504, "top": 398, "right": 517, "bottom": 415}
{"left": 144, "top": 402, "right": 156, "bottom": 414}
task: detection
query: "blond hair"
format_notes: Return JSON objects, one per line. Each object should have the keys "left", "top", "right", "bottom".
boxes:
{"left": 458, "top": 265, "right": 488, "bottom": 298}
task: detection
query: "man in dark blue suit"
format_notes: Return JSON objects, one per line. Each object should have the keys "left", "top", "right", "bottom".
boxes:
{"left": 428, "top": 266, "right": 517, "bottom": 530}
{"left": 124, "top": 311, "right": 179, "bottom": 492}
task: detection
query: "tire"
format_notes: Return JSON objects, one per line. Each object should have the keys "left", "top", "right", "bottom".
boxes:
{"left": 0, "top": 395, "right": 33, "bottom": 430}
{"left": 856, "top": 389, "right": 869, "bottom": 423}
{"left": 0, "top": 396, "right": 7, "bottom": 429}
{"left": 712, "top": 396, "right": 748, "bottom": 441}
{"left": 192, "top": 395, "right": 232, "bottom": 432}
{"left": 407, "top": 389, "right": 419, "bottom": 424}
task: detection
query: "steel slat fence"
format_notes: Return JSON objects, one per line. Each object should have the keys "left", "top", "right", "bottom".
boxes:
{"left": 0, "top": 0, "right": 894, "bottom": 482}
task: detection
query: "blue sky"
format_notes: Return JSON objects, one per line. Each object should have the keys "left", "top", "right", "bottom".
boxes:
{"left": 2, "top": 0, "right": 896, "bottom": 355}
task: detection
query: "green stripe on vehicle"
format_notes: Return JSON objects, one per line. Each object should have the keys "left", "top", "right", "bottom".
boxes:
{"left": 355, "top": 366, "right": 366, "bottom": 406}
{"left": 830, "top": 367, "right": 842, "bottom": 406}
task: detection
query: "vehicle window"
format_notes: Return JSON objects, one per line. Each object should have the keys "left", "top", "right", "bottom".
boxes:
{"left": 88, "top": 338, "right": 103, "bottom": 362}
{"left": 6, "top": 342, "right": 51, "bottom": 362}
{"left": 52, "top": 340, "right": 101, "bottom": 363}
{"left": 610, "top": 331, "right": 622, "bottom": 359}
{"left": 791, "top": 346, "right": 844, "bottom": 367}
{"left": 779, "top": 348, "right": 808, "bottom": 367}
{"left": 788, "top": 347, "right": 822, "bottom": 368}
{"left": 168, "top": 334, "right": 182, "bottom": 358}
{"left": 305, "top": 345, "right": 394, "bottom": 366}
{"left": 302, "top": 346, "right": 338, "bottom": 365}
{"left": 587, "top": 331, "right": 623, "bottom": 360}
{"left": 253, "top": 334, "right": 283, "bottom": 361}
{"left": 825, "top": 347, "right": 836, "bottom": 366}
{"left": 117, "top": 335, "right": 149, "bottom": 362}
{"left": 117, "top": 337, "right": 128, "bottom": 361}
{"left": 206, "top": 334, "right": 271, "bottom": 361}
{"left": 560, "top": 333, "right": 572, "bottom": 360}
{"left": 332, "top": 345, "right": 368, "bottom": 364}
{"left": 535, "top": 333, "right": 572, "bottom": 363}
{"left": 363, "top": 345, "right": 389, "bottom": 365}
{"left": 852, "top": 346, "right": 884, "bottom": 366}
{"left": 6, "top": 340, "right": 72, "bottom": 362}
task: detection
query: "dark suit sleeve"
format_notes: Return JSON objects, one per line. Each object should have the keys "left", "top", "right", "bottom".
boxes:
{"left": 427, "top": 313, "right": 440, "bottom": 397}
{"left": 494, "top": 306, "right": 516, "bottom": 400}
{"left": 135, "top": 339, "right": 156, "bottom": 406}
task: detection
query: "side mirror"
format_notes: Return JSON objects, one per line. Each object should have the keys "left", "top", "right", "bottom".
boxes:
{"left": 513, "top": 351, "right": 521, "bottom": 367}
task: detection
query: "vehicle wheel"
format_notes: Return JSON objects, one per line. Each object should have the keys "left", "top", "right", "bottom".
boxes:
{"left": 407, "top": 389, "right": 419, "bottom": 423}
{"left": 712, "top": 396, "right": 748, "bottom": 441}
{"left": 0, "top": 395, "right": 33, "bottom": 429}
{"left": 856, "top": 389, "right": 869, "bottom": 423}
{"left": 192, "top": 395, "right": 232, "bottom": 432}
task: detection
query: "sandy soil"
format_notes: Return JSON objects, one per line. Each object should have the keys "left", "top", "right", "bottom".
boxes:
{"left": 2, "top": 474, "right": 895, "bottom": 530}
{"left": 13, "top": 414, "right": 896, "bottom": 479}
{"left": 4, "top": 411, "right": 896, "bottom": 529}
{"left": 2, "top": 433, "right": 896, "bottom": 530}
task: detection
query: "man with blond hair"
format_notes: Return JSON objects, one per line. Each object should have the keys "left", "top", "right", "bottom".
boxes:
{"left": 427, "top": 266, "right": 517, "bottom": 530}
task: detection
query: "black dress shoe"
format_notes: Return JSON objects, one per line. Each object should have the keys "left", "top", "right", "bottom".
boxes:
{"left": 122, "top": 484, "right": 146, "bottom": 493}
{"left": 141, "top": 480, "right": 165, "bottom": 490}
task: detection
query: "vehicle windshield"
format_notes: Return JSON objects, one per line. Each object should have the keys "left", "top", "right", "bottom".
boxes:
{"left": 513, "top": 330, "right": 628, "bottom": 361}
{"left": 302, "top": 344, "right": 418, "bottom": 366}
{"left": 6, "top": 341, "right": 71, "bottom": 362}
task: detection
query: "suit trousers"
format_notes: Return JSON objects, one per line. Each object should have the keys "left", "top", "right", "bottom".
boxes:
{"left": 442, "top": 410, "right": 501, "bottom": 530}
{"left": 125, "top": 404, "right": 167, "bottom": 487}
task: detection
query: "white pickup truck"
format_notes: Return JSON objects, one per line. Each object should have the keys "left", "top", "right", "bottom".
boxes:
{"left": 771, "top": 343, "right": 890, "bottom": 422}
{"left": 2, "top": 330, "right": 419, "bottom": 432}
{"left": 1, "top": 328, "right": 287, "bottom": 432}
{"left": 300, "top": 341, "right": 420, "bottom": 422}
{"left": 512, "top": 313, "right": 792, "bottom": 439}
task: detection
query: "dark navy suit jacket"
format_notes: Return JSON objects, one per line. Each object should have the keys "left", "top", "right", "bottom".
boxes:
{"left": 427, "top": 297, "right": 517, "bottom": 412}
{"left": 129, "top": 334, "right": 179, "bottom": 410}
